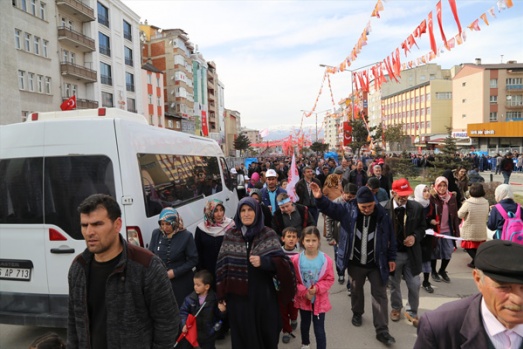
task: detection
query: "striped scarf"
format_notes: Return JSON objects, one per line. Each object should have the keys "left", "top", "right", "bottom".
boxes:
{"left": 216, "top": 226, "right": 283, "bottom": 299}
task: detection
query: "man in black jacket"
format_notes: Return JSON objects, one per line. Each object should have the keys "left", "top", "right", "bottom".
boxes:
{"left": 294, "top": 166, "right": 321, "bottom": 223}
{"left": 384, "top": 179, "right": 426, "bottom": 327}
{"left": 67, "top": 194, "right": 179, "bottom": 349}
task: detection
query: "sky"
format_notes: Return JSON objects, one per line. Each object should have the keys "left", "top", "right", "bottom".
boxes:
{"left": 123, "top": 0, "right": 523, "bottom": 133}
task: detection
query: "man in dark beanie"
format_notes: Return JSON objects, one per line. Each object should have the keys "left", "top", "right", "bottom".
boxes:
{"left": 414, "top": 240, "right": 523, "bottom": 349}
{"left": 309, "top": 183, "right": 397, "bottom": 346}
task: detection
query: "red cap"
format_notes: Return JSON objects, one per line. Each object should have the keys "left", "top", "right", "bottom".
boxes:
{"left": 392, "top": 178, "right": 413, "bottom": 196}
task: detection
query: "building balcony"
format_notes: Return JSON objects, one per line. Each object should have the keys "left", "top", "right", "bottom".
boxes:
{"left": 506, "top": 101, "right": 523, "bottom": 109}
{"left": 125, "top": 58, "right": 133, "bottom": 67}
{"left": 506, "top": 85, "right": 523, "bottom": 92}
{"left": 57, "top": 26, "right": 95, "bottom": 52}
{"left": 99, "top": 45, "right": 111, "bottom": 57}
{"left": 56, "top": 0, "right": 95, "bottom": 22}
{"left": 126, "top": 84, "right": 135, "bottom": 92}
{"left": 63, "top": 97, "right": 98, "bottom": 109}
{"left": 60, "top": 62, "right": 97, "bottom": 83}
{"left": 101, "top": 75, "right": 112, "bottom": 85}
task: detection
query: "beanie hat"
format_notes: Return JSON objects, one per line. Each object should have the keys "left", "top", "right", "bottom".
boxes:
{"left": 356, "top": 187, "right": 375, "bottom": 203}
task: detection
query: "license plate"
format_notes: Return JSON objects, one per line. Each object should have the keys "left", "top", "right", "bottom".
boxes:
{"left": 0, "top": 267, "right": 31, "bottom": 281}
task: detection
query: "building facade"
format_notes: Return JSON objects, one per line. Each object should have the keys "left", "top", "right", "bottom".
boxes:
{"left": 141, "top": 62, "right": 164, "bottom": 127}
{"left": 323, "top": 112, "right": 342, "bottom": 150}
{"left": 241, "top": 127, "right": 262, "bottom": 146}
{"left": 191, "top": 51, "right": 208, "bottom": 136}
{"left": 224, "top": 109, "right": 240, "bottom": 157}
{"left": 1, "top": 0, "right": 142, "bottom": 125}
{"left": 453, "top": 59, "right": 523, "bottom": 153}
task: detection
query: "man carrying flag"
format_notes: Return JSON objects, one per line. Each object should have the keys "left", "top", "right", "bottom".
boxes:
{"left": 60, "top": 95, "right": 76, "bottom": 111}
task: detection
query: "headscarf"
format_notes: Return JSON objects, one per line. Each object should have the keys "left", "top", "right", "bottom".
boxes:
{"left": 234, "top": 197, "right": 265, "bottom": 241}
{"left": 414, "top": 184, "right": 430, "bottom": 208}
{"left": 250, "top": 172, "right": 260, "bottom": 185}
{"left": 434, "top": 176, "right": 451, "bottom": 203}
{"left": 197, "top": 199, "right": 234, "bottom": 237}
{"left": 495, "top": 184, "right": 514, "bottom": 203}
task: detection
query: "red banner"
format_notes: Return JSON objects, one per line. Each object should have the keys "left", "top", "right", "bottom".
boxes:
{"left": 201, "top": 111, "right": 208, "bottom": 136}
{"left": 60, "top": 95, "right": 76, "bottom": 111}
{"left": 343, "top": 122, "right": 353, "bottom": 146}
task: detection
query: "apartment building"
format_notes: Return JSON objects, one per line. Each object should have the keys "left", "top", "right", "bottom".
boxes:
{"left": 241, "top": 127, "right": 262, "bottom": 146}
{"left": 224, "top": 109, "right": 241, "bottom": 157}
{"left": 453, "top": 59, "right": 523, "bottom": 153}
{"left": 381, "top": 65, "right": 454, "bottom": 149}
{"left": 215, "top": 79, "right": 226, "bottom": 151}
{"left": 192, "top": 51, "right": 209, "bottom": 136}
{"left": 141, "top": 61, "right": 164, "bottom": 127}
{"left": 140, "top": 24, "right": 195, "bottom": 133}
{"left": 1, "top": 0, "right": 142, "bottom": 125}
{"left": 323, "top": 112, "right": 342, "bottom": 150}
{"left": 207, "top": 61, "right": 218, "bottom": 134}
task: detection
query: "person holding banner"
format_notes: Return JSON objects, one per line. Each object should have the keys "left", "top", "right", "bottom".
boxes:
{"left": 427, "top": 177, "right": 461, "bottom": 283}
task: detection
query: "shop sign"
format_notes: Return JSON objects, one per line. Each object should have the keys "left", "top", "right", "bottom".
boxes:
{"left": 470, "top": 130, "right": 495, "bottom": 135}
{"left": 452, "top": 132, "right": 468, "bottom": 138}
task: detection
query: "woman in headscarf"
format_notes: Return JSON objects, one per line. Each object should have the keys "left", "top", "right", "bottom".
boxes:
{"left": 457, "top": 183, "right": 489, "bottom": 268}
{"left": 149, "top": 207, "right": 199, "bottom": 307}
{"left": 487, "top": 184, "right": 519, "bottom": 239}
{"left": 427, "top": 177, "right": 460, "bottom": 284}
{"left": 216, "top": 197, "right": 294, "bottom": 349}
{"left": 195, "top": 199, "right": 235, "bottom": 289}
{"left": 247, "top": 172, "right": 260, "bottom": 195}
{"left": 413, "top": 184, "right": 434, "bottom": 293}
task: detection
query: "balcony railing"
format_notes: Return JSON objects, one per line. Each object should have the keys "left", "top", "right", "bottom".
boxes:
{"left": 57, "top": 26, "right": 95, "bottom": 52}
{"left": 63, "top": 97, "right": 98, "bottom": 109}
{"left": 101, "top": 75, "right": 112, "bottom": 85}
{"left": 507, "top": 84, "right": 523, "bottom": 91}
{"left": 60, "top": 62, "right": 97, "bottom": 83}
{"left": 125, "top": 58, "right": 133, "bottom": 66}
{"left": 99, "top": 45, "right": 111, "bottom": 57}
{"left": 124, "top": 32, "right": 132, "bottom": 41}
{"left": 506, "top": 101, "right": 523, "bottom": 109}
{"left": 56, "top": 0, "right": 95, "bottom": 22}
{"left": 126, "top": 84, "right": 135, "bottom": 92}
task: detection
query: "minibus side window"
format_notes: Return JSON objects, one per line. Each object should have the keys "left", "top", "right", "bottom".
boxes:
{"left": 138, "top": 153, "right": 223, "bottom": 217}
{"left": 220, "top": 157, "right": 234, "bottom": 191}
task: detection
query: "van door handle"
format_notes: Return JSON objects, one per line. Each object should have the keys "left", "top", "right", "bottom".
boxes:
{"left": 226, "top": 198, "right": 230, "bottom": 201}
{"left": 50, "top": 248, "right": 75, "bottom": 254}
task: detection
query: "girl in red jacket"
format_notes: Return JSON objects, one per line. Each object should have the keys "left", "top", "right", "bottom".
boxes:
{"left": 291, "top": 226, "right": 335, "bottom": 349}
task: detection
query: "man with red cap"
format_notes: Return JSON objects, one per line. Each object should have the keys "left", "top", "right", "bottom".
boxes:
{"left": 385, "top": 178, "right": 426, "bottom": 327}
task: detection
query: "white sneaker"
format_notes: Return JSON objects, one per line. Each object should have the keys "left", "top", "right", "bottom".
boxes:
{"left": 301, "top": 345, "right": 310, "bottom": 349}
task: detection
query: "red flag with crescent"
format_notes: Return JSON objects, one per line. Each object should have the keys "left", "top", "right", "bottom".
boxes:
{"left": 60, "top": 95, "right": 76, "bottom": 111}
{"left": 343, "top": 122, "right": 352, "bottom": 146}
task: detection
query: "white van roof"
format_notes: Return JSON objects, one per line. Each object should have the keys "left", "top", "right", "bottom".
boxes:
{"left": 26, "top": 108, "right": 148, "bottom": 124}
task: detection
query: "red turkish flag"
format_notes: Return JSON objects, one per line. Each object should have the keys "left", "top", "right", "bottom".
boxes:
{"left": 343, "top": 122, "right": 352, "bottom": 146}
{"left": 176, "top": 314, "right": 199, "bottom": 347}
{"left": 60, "top": 95, "right": 76, "bottom": 111}
{"left": 201, "top": 111, "right": 209, "bottom": 136}
{"left": 427, "top": 12, "right": 437, "bottom": 54}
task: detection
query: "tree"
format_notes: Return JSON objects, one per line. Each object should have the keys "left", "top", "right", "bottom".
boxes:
{"left": 349, "top": 115, "right": 375, "bottom": 156}
{"left": 431, "top": 126, "right": 461, "bottom": 173}
{"left": 310, "top": 141, "right": 329, "bottom": 154}
{"left": 372, "top": 122, "right": 385, "bottom": 157}
{"left": 383, "top": 123, "right": 407, "bottom": 152}
{"left": 234, "top": 133, "right": 251, "bottom": 156}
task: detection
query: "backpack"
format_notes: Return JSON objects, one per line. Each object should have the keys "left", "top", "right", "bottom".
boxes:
{"left": 495, "top": 204, "right": 523, "bottom": 245}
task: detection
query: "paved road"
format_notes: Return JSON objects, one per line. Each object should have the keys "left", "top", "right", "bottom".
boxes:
{"left": 1, "top": 173, "right": 520, "bottom": 348}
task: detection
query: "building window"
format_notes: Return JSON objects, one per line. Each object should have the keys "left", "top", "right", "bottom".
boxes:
{"left": 506, "top": 78, "right": 523, "bottom": 90}
{"left": 490, "top": 79, "right": 498, "bottom": 88}
{"left": 24, "top": 33, "right": 31, "bottom": 51}
{"left": 127, "top": 98, "right": 136, "bottom": 112}
{"left": 45, "top": 77, "right": 51, "bottom": 94}
{"left": 39, "top": 2, "right": 46, "bottom": 20}
{"left": 490, "top": 95, "right": 498, "bottom": 103}
{"left": 14, "top": 29, "right": 21, "bottom": 49}
{"left": 156, "top": 76, "right": 160, "bottom": 86}
{"left": 100, "top": 62, "right": 112, "bottom": 85}
{"left": 21, "top": 0, "right": 26, "bottom": 11}
{"left": 71, "top": 84, "right": 77, "bottom": 96}
{"left": 124, "top": 46, "right": 133, "bottom": 66}
{"left": 97, "top": 2, "right": 109, "bottom": 27}
{"left": 98, "top": 32, "right": 110, "bottom": 56}
{"left": 157, "top": 97, "right": 161, "bottom": 105}
{"left": 28, "top": 72, "right": 34, "bottom": 91}
{"left": 123, "top": 20, "right": 132, "bottom": 41}
{"left": 489, "top": 112, "right": 497, "bottom": 122}
{"left": 33, "top": 36, "right": 40, "bottom": 55}
{"left": 435, "top": 92, "right": 452, "bottom": 99}
{"left": 125, "top": 72, "right": 134, "bottom": 92}
{"left": 42, "top": 40, "right": 48, "bottom": 57}
{"left": 506, "top": 111, "right": 522, "bottom": 121}
{"left": 426, "top": 107, "right": 430, "bottom": 115}
{"left": 148, "top": 94, "right": 152, "bottom": 104}
{"left": 462, "top": 114, "right": 466, "bottom": 118}
{"left": 62, "top": 49, "right": 69, "bottom": 62}
{"left": 426, "top": 121, "right": 431, "bottom": 128}
{"left": 18, "top": 70, "right": 25, "bottom": 89}
{"left": 102, "top": 92, "right": 113, "bottom": 107}
{"left": 64, "top": 83, "right": 70, "bottom": 97}
{"left": 37, "top": 75, "right": 43, "bottom": 93}
{"left": 147, "top": 74, "right": 152, "bottom": 84}
{"left": 462, "top": 99, "right": 466, "bottom": 103}
{"left": 30, "top": 0, "right": 36, "bottom": 15}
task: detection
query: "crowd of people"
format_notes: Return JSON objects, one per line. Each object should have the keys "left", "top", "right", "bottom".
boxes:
{"left": 52, "top": 149, "right": 523, "bottom": 349}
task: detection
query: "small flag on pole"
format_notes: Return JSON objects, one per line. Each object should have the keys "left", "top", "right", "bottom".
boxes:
{"left": 286, "top": 154, "right": 300, "bottom": 203}
{"left": 60, "top": 95, "right": 76, "bottom": 111}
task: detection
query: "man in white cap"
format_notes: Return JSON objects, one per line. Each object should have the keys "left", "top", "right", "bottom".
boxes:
{"left": 260, "top": 168, "right": 286, "bottom": 215}
{"left": 414, "top": 240, "right": 523, "bottom": 349}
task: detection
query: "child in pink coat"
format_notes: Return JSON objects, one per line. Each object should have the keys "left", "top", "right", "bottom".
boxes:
{"left": 291, "top": 226, "right": 335, "bottom": 349}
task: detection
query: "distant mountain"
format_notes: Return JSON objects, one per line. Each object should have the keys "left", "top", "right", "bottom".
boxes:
{"left": 262, "top": 125, "right": 324, "bottom": 141}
